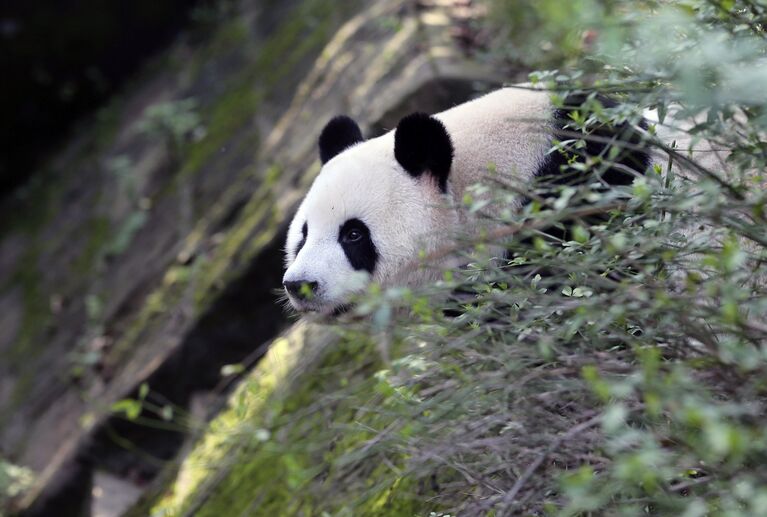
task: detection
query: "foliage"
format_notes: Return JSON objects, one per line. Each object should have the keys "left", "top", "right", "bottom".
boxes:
{"left": 306, "top": 0, "right": 767, "bottom": 514}
{"left": 137, "top": 98, "right": 206, "bottom": 163}
{"left": 0, "top": 459, "right": 34, "bottom": 514}
{"left": 486, "top": 0, "right": 609, "bottom": 67}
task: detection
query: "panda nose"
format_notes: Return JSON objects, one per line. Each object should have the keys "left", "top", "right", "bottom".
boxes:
{"left": 283, "top": 280, "right": 319, "bottom": 300}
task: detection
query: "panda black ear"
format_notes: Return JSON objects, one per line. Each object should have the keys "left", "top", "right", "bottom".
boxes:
{"left": 394, "top": 112, "right": 453, "bottom": 192}
{"left": 319, "top": 116, "right": 364, "bottom": 164}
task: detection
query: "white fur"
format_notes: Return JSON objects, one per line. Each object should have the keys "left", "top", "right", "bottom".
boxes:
{"left": 283, "top": 87, "right": 554, "bottom": 313}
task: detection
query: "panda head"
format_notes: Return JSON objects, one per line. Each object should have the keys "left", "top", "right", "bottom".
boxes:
{"left": 283, "top": 112, "right": 455, "bottom": 314}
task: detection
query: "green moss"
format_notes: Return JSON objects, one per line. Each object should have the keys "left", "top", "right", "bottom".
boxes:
{"left": 144, "top": 324, "right": 439, "bottom": 517}
{"left": 176, "top": 0, "right": 358, "bottom": 184}
{"left": 147, "top": 329, "right": 312, "bottom": 515}
{"left": 187, "top": 17, "right": 250, "bottom": 81}
{"left": 72, "top": 217, "right": 112, "bottom": 275}
{"left": 263, "top": 163, "right": 282, "bottom": 187}
{"left": 205, "top": 18, "right": 250, "bottom": 63}
{"left": 192, "top": 186, "right": 277, "bottom": 310}
{"left": 0, "top": 246, "right": 53, "bottom": 427}
{"left": 179, "top": 84, "right": 262, "bottom": 180}
{"left": 250, "top": 4, "right": 332, "bottom": 89}
{"left": 8, "top": 249, "right": 49, "bottom": 362}
{"left": 105, "top": 266, "right": 191, "bottom": 368}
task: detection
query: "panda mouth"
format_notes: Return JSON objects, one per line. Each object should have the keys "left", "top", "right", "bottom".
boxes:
{"left": 287, "top": 295, "right": 352, "bottom": 317}
{"left": 288, "top": 299, "right": 324, "bottom": 313}
{"left": 286, "top": 294, "right": 339, "bottom": 314}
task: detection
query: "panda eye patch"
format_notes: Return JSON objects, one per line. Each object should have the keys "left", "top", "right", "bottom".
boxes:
{"left": 338, "top": 218, "right": 378, "bottom": 273}
{"left": 295, "top": 221, "right": 308, "bottom": 256}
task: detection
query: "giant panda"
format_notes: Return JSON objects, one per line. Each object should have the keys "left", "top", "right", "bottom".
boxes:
{"left": 282, "top": 87, "right": 650, "bottom": 314}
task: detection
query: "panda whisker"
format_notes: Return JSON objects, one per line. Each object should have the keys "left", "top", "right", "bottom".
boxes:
{"left": 273, "top": 288, "right": 300, "bottom": 316}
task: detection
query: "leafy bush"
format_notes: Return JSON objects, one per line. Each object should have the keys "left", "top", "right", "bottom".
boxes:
{"left": 305, "top": 0, "right": 767, "bottom": 514}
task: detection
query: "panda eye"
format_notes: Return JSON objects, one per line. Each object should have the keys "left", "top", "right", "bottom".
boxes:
{"left": 344, "top": 228, "right": 363, "bottom": 243}
{"left": 338, "top": 218, "right": 372, "bottom": 249}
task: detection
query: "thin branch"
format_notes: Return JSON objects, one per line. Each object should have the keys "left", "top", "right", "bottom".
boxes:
{"left": 499, "top": 412, "right": 603, "bottom": 512}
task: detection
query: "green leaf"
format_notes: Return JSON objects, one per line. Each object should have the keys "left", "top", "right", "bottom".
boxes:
{"left": 138, "top": 382, "right": 149, "bottom": 401}
{"left": 111, "top": 399, "right": 142, "bottom": 420}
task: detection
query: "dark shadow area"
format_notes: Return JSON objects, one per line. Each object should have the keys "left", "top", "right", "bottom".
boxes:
{"left": 0, "top": 0, "right": 206, "bottom": 200}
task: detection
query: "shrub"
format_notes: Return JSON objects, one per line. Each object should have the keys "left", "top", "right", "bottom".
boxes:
{"left": 317, "top": 1, "right": 767, "bottom": 514}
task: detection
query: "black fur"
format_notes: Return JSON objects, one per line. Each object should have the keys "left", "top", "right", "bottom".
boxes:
{"left": 338, "top": 218, "right": 378, "bottom": 274}
{"left": 525, "top": 94, "right": 651, "bottom": 243}
{"left": 535, "top": 93, "right": 650, "bottom": 187}
{"left": 394, "top": 112, "right": 454, "bottom": 192}
{"left": 295, "top": 221, "right": 307, "bottom": 256}
{"left": 319, "top": 116, "right": 364, "bottom": 164}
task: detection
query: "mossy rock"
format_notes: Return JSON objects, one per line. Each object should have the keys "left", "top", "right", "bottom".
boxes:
{"left": 140, "top": 323, "right": 433, "bottom": 517}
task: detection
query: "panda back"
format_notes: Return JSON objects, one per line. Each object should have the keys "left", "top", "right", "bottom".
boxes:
{"left": 435, "top": 87, "right": 553, "bottom": 208}
{"left": 434, "top": 87, "right": 651, "bottom": 209}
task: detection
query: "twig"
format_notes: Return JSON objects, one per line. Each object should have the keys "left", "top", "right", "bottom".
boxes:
{"left": 499, "top": 412, "right": 603, "bottom": 512}
{"left": 668, "top": 475, "right": 713, "bottom": 493}
{"left": 408, "top": 201, "right": 628, "bottom": 270}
